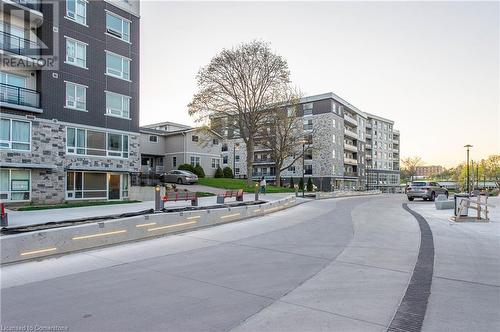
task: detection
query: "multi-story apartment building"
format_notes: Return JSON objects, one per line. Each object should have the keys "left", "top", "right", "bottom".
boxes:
{"left": 140, "top": 122, "right": 222, "bottom": 177}
{"left": 1, "top": 0, "right": 140, "bottom": 204}
{"left": 415, "top": 165, "right": 443, "bottom": 178}
{"left": 365, "top": 114, "right": 400, "bottom": 192}
{"left": 217, "top": 92, "right": 400, "bottom": 192}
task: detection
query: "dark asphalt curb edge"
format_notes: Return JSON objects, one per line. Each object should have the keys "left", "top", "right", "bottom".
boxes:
{"left": 388, "top": 203, "right": 435, "bottom": 332}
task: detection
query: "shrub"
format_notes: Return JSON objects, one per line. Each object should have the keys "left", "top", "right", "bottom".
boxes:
{"left": 298, "top": 178, "right": 304, "bottom": 190}
{"left": 193, "top": 164, "right": 205, "bottom": 178}
{"left": 178, "top": 164, "right": 195, "bottom": 173}
{"left": 214, "top": 167, "right": 224, "bottom": 178}
{"left": 289, "top": 177, "right": 294, "bottom": 189}
{"left": 307, "top": 178, "right": 313, "bottom": 192}
{"left": 223, "top": 167, "right": 233, "bottom": 178}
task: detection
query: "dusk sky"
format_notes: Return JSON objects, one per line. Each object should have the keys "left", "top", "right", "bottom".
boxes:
{"left": 140, "top": 1, "right": 499, "bottom": 167}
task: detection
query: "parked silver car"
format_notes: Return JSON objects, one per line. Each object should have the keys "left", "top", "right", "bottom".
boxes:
{"left": 407, "top": 181, "right": 448, "bottom": 201}
{"left": 161, "top": 170, "right": 198, "bottom": 184}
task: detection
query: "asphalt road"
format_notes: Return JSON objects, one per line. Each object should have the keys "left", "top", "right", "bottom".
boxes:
{"left": 2, "top": 195, "right": 497, "bottom": 331}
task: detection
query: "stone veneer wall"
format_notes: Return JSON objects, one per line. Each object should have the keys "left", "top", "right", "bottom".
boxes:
{"left": 0, "top": 117, "right": 140, "bottom": 204}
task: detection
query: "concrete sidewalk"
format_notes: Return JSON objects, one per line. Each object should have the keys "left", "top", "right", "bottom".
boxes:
{"left": 5, "top": 193, "right": 292, "bottom": 228}
{"left": 409, "top": 196, "right": 500, "bottom": 332}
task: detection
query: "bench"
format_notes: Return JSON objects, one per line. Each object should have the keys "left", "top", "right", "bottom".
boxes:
{"left": 162, "top": 191, "right": 198, "bottom": 206}
{"left": 217, "top": 189, "right": 244, "bottom": 204}
{"left": 435, "top": 194, "right": 454, "bottom": 210}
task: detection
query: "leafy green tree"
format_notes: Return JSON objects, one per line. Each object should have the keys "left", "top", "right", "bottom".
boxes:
{"left": 223, "top": 167, "right": 233, "bottom": 178}
{"left": 193, "top": 165, "right": 205, "bottom": 178}
{"left": 214, "top": 167, "right": 224, "bottom": 178}
{"left": 307, "top": 178, "right": 313, "bottom": 191}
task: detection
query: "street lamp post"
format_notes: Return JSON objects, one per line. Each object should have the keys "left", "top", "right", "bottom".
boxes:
{"left": 302, "top": 142, "right": 305, "bottom": 197}
{"left": 464, "top": 144, "right": 472, "bottom": 194}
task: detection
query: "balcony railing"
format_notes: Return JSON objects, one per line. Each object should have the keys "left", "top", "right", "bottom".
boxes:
{"left": 344, "top": 114, "right": 358, "bottom": 126}
{"left": 0, "top": 31, "right": 40, "bottom": 57}
{"left": 344, "top": 128, "right": 358, "bottom": 139}
{"left": 11, "top": 0, "right": 41, "bottom": 11}
{"left": 253, "top": 158, "right": 275, "bottom": 164}
{"left": 344, "top": 143, "right": 357, "bottom": 152}
{"left": 252, "top": 172, "right": 276, "bottom": 177}
{"left": 0, "top": 83, "right": 40, "bottom": 108}
{"left": 344, "top": 172, "right": 358, "bottom": 177}
{"left": 344, "top": 157, "right": 358, "bottom": 165}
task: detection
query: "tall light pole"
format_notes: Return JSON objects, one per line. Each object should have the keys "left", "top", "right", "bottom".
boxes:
{"left": 464, "top": 144, "right": 472, "bottom": 194}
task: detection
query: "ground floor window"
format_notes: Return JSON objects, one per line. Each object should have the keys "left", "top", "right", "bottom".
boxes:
{"left": 211, "top": 158, "right": 220, "bottom": 169}
{"left": 0, "top": 169, "right": 30, "bottom": 201}
{"left": 190, "top": 156, "right": 200, "bottom": 167}
{"left": 66, "top": 171, "right": 129, "bottom": 200}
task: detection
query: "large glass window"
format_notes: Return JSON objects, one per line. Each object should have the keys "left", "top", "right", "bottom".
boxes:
{"left": 106, "top": 92, "right": 130, "bottom": 118}
{"left": 67, "top": 127, "right": 128, "bottom": 158}
{"left": 106, "top": 12, "right": 130, "bottom": 42}
{"left": 66, "top": 171, "right": 106, "bottom": 199}
{"left": 66, "top": 38, "right": 87, "bottom": 68}
{"left": 65, "top": 81, "right": 86, "bottom": 111}
{"left": 66, "top": 0, "right": 87, "bottom": 25}
{"left": 0, "top": 118, "right": 30, "bottom": 150}
{"left": 106, "top": 52, "right": 130, "bottom": 80}
{"left": 190, "top": 156, "right": 200, "bottom": 166}
{"left": 0, "top": 169, "right": 30, "bottom": 201}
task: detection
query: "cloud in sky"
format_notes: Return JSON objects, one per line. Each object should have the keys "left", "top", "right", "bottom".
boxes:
{"left": 140, "top": 1, "right": 499, "bottom": 167}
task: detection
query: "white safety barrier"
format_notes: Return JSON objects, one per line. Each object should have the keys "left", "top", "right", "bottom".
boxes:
{"left": 1, "top": 196, "right": 298, "bottom": 264}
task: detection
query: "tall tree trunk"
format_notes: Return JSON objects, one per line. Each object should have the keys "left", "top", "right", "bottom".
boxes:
{"left": 275, "top": 168, "right": 282, "bottom": 187}
{"left": 246, "top": 138, "right": 254, "bottom": 185}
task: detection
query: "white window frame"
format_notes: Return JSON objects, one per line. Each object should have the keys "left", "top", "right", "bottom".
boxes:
{"left": 66, "top": 0, "right": 87, "bottom": 26}
{"left": 105, "top": 91, "right": 130, "bottom": 119}
{"left": 65, "top": 37, "right": 87, "bottom": 69}
{"left": 66, "top": 127, "right": 129, "bottom": 159}
{"left": 105, "top": 11, "right": 131, "bottom": 43}
{"left": 211, "top": 158, "right": 220, "bottom": 169}
{"left": 190, "top": 156, "right": 200, "bottom": 167}
{"left": 65, "top": 81, "right": 87, "bottom": 111}
{"left": 105, "top": 51, "right": 131, "bottom": 81}
{"left": 0, "top": 118, "right": 31, "bottom": 151}
{"left": 0, "top": 169, "right": 31, "bottom": 202}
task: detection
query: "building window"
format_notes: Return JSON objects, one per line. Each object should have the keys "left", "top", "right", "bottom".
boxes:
{"left": 106, "top": 52, "right": 130, "bottom": 80}
{"left": 106, "top": 11, "right": 130, "bottom": 42}
{"left": 0, "top": 118, "right": 30, "bottom": 151}
{"left": 190, "top": 156, "right": 200, "bottom": 166}
{"left": 212, "top": 138, "right": 219, "bottom": 145}
{"left": 172, "top": 156, "right": 177, "bottom": 167}
{"left": 106, "top": 91, "right": 130, "bottom": 118}
{"left": 303, "top": 103, "right": 313, "bottom": 116}
{"left": 65, "top": 81, "right": 86, "bottom": 111}
{"left": 332, "top": 134, "right": 336, "bottom": 143}
{"left": 222, "top": 155, "right": 228, "bottom": 164}
{"left": 66, "top": 38, "right": 87, "bottom": 68}
{"left": 235, "top": 168, "right": 240, "bottom": 175}
{"left": 66, "top": 171, "right": 107, "bottom": 199}
{"left": 235, "top": 155, "right": 240, "bottom": 162}
{"left": 303, "top": 119, "right": 313, "bottom": 131}
{"left": 0, "top": 169, "right": 30, "bottom": 201}
{"left": 332, "top": 150, "right": 336, "bottom": 158}
{"left": 122, "top": 174, "right": 129, "bottom": 198}
{"left": 304, "top": 165, "right": 313, "bottom": 175}
{"left": 66, "top": 127, "right": 129, "bottom": 158}
{"left": 288, "top": 166, "right": 296, "bottom": 173}
{"left": 304, "top": 148, "right": 313, "bottom": 160}
{"left": 192, "top": 135, "right": 199, "bottom": 142}
{"left": 66, "top": 0, "right": 87, "bottom": 25}
{"left": 149, "top": 135, "right": 158, "bottom": 142}
{"left": 211, "top": 158, "right": 220, "bottom": 169}
{"left": 221, "top": 143, "right": 228, "bottom": 152}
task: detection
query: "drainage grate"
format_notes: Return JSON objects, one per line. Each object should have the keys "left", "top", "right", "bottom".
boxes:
{"left": 388, "top": 203, "right": 434, "bottom": 332}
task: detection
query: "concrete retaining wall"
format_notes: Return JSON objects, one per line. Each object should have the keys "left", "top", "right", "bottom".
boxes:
{"left": 1, "top": 196, "right": 298, "bottom": 264}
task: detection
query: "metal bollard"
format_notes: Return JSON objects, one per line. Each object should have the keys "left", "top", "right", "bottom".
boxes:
{"left": 154, "top": 185, "right": 161, "bottom": 211}
{"left": 1, "top": 203, "right": 8, "bottom": 227}
{"left": 255, "top": 183, "right": 259, "bottom": 201}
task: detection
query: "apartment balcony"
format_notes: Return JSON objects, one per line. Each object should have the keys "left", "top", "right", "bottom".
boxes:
{"left": 344, "top": 128, "right": 358, "bottom": 139}
{"left": 254, "top": 147, "right": 272, "bottom": 152}
{"left": 365, "top": 133, "right": 372, "bottom": 139}
{"left": 253, "top": 158, "right": 275, "bottom": 165}
{"left": 3, "top": 0, "right": 43, "bottom": 27}
{"left": 0, "top": 83, "right": 42, "bottom": 113}
{"left": 366, "top": 123, "right": 372, "bottom": 129}
{"left": 0, "top": 31, "right": 43, "bottom": 67}
{"left": 365, "top": 143, "right": 372, "bottom": 150}
{"left": 344, "top": 114, "right": 358, "bottom": 126}
{"left": 344, "top": 157, "right": 358, "bottom": 165}
{"left": 344, "top": 143, "right": 357, "bottom": 152}
{"left": 344, "top": 172, "right": 358, "bottom": 178}
{"left": 366, "top": 154, "right": 372, "bottom": 160}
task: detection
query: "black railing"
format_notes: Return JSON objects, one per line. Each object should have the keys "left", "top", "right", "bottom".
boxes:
{"left": 253, "top": 158, "right": 275, "bottom": 164}
{"left": 11, "top": 0, "right": 41, "bottom": 11}
{"left": 0, "top": 83, "right": 40, "bottom": 108}
{"left": 0, "top": 30, "right": 39, "bottom": 57}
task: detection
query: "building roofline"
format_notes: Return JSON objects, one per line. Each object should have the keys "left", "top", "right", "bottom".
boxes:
{"left": 365, "top": 112, "right": 395, "bottom": 124}
{"left": 300, "top": 92, "right": 367, "bottom": 117}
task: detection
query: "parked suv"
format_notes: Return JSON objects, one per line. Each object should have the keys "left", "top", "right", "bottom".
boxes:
{"left": 407, "top": 181, "right": 448, "bottom": 201}
{"left": 161, "top": 170, "right": 198, "bottom": 184}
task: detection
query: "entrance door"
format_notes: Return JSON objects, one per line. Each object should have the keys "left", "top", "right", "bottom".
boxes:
{"left": 108, "top": 174, "right": 120, "bottom": 200}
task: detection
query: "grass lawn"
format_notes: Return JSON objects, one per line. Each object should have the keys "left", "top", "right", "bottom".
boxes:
{"left": 198, "top": 178, "right": 295, "bottom": 193}
{"left": 17, "top": 200, "right": 142, "bottom": 211}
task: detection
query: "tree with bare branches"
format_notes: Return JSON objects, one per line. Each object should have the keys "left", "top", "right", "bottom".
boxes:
{"left": 188, "top": 41, "right": 291, "bottom": 185}
{"left": 255, "top": 89, "right": 305, "bottom": 187}
{"left": 400, "top": 156, "right": 423, "bottom": 182}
